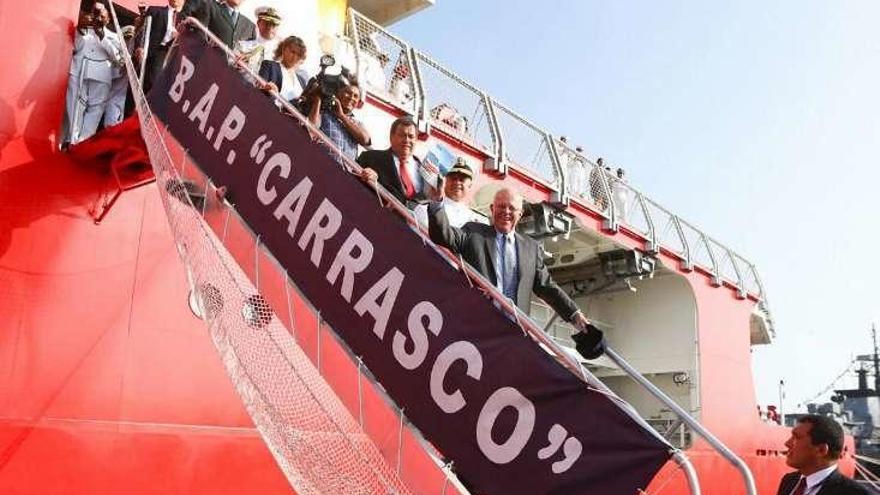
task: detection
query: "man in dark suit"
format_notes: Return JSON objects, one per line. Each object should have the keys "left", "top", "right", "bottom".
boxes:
{"left": 357, "top": 116, "right": 439, "bottom": 206}
{"left": 135, "top": 0, "right": 184, "bottom": 93}
{"left": 180, "top": 0, "right": 255, "bottom": 49}
{"left": 777, "top": 414, "right": 868, "bottom": 495}
{"left": 428, "top": 187, "right": 607, "bottom": 360}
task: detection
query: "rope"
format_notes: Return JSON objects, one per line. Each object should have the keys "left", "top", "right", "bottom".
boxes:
{"left": 853, "top": 461, "right": 880, "bottom": 490}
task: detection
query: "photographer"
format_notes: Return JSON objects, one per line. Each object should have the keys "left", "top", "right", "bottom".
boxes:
{"left": 303, "top": 75, "right": 371, "bottom": 161}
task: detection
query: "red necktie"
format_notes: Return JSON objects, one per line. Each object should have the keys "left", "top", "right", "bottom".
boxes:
{"left": 790, "top": 477, "right": 806, "bottom": 495}
{"left": 398, "top": 159, "right": 416, "bottom": 199}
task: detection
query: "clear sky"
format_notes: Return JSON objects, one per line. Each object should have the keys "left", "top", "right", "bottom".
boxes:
{"left": 393, "top": 0, "right": 880, "bottom": 409}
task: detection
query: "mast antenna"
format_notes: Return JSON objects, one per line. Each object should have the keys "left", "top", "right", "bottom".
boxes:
{"left": 872, "top": 324, "right": 879, "bottom": 393}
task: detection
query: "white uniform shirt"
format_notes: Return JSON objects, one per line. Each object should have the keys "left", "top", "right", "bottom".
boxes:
{"left": 414, "top": 197, "right": 485, "bottom": 229}
{"left": 75, "top": 28, "right": 122, "bottom": 84}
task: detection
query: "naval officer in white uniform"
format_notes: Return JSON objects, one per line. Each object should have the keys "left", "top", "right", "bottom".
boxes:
{"left": 66, "top": 3, "right": 122, "bottom": 144}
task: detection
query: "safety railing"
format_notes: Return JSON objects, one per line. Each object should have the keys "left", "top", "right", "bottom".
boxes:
{"left": 414, "top": 51, "right": 499, "bottom": 156}
{"left": 345, "top": 8, "right": 771, "bottom": 315}
{"left": 491, "top": 100, "right": 560, "bottom": 186}
{"left": 347, "top": 10, "right": 420, "bottom": 115}
{"left": 644, "top": 199, "right": 687, "bottom": 257}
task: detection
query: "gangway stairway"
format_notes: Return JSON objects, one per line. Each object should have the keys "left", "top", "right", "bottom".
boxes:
{"left": 108, "top": 5, "right": 772, "bottom": 495}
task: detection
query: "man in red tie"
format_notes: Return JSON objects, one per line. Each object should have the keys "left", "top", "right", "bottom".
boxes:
{"left": 777, "top": 415, "right": 868, "bottom": 495}
{"left": 357, "top": 116, "right": 438, "bottom": 207}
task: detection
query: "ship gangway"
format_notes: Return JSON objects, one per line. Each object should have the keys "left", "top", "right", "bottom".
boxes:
{"left": 98, "top": 0, "right": 791, "bottom": 488}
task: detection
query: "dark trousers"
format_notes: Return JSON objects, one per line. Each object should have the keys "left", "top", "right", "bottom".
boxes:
{"left": 142, "top": 45, "right": 169, "bottom": 94}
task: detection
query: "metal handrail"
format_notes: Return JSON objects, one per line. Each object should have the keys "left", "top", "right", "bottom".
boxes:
{"left": 673, "top": 451, "right": 702, "bottom": 495}
{"left": 604, "top": 347, "right": 757, "bottom": 495}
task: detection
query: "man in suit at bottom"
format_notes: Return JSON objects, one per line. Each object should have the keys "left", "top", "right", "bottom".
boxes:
{"left": 777, "top": 414, "right": 868, "bottom": 495}
{"left": 427, "top": 187, "right": 606, "bottom": 360}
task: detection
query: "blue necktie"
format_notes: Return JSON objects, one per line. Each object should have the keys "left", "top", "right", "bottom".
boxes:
{"left": 501, "top": 235, "right": 517, "bottom": 301}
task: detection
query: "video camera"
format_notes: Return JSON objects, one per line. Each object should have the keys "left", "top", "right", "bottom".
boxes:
{"left": 301, "top": 54, "right": 353, "bottom": 112}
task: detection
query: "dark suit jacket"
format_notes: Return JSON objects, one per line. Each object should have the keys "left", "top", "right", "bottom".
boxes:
{"left": 138, "top": 6, "right": 177, "bottom": 92}
{"left": 140, "top": 6, "right": 176, "bottom": 53}
{"left": 356, "top": 148, "right": 429, "bottom": 205}
{"left": 428, "top": 205, "right": 580, "bottom": 319}
{"left": 257, "top": 60, "right": 309, "bottom": 103}
{"left": 776, "top": 470, "right": 869, "bottom": 495}
{"left": 180, "top": 0, "right": 255, "bottom": 48}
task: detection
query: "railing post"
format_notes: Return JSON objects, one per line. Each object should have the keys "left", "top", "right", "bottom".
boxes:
{"left": 598, "top": 165, "right": 618, "bottom": 233}
{"left": 407, "top": 46, "right": 429, "bottom": 133}
{"left": 635, "top": 192, "right": 658, "bottom": 254}
{"left": 726, "top": 248, "right": 748, "bottom": 299}
{"left": 700, "top": 233, "right": 723, "bottom": 287}
{"left": 483, "top": 96, "right": 506, "bottom": 176}
{"left": 346, "top": 8, "right": 365, "bottom": 106}
{"left": 673, "top": 216, "right": 693, "bottom": 272}
{"left": 546, "top": 135, "right": 568, "bottom": 207}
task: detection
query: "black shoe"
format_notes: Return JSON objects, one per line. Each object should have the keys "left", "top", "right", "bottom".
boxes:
{"left": 571, "top": 324, "right": 607, "bottom": 360}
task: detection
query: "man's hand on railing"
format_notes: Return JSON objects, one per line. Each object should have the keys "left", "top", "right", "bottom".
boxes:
{"left": 259, "top": 81, "right": 279, "bottom": 93}
{"left": 360, "top": 168, "right": 378, "bottom": 185}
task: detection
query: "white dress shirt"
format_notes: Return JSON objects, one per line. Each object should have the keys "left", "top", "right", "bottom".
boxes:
{"left": 790, "top": 464, "right": 837, "bottom": 495}
{"left": 279, "top": 66, "right": 304, "bottom": 101}
{"left": 161, "top": 7, "right": 177, "bottom": 45}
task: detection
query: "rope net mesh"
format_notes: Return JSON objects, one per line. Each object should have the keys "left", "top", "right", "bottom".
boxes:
{"left": 113, "top": 11, "right": 418, "bottom": 495}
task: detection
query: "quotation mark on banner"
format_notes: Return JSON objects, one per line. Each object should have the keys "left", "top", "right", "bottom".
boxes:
{"left": 250, "top": 134, "right": 273, "bottom": 165}
{"left": 537, "top": 424, "right": 583, "bottom": 474}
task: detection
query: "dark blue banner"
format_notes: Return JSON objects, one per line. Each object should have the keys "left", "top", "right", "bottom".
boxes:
{"left": 149, "top": 29, "right": 671, "bottom": 494}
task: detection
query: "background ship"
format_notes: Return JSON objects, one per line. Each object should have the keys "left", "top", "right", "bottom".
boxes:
{"left": 0, "top": 0, "right": 861, "bottom": 493}
{"left": 793, "top": 325, "right": 880, "bottom": 489}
